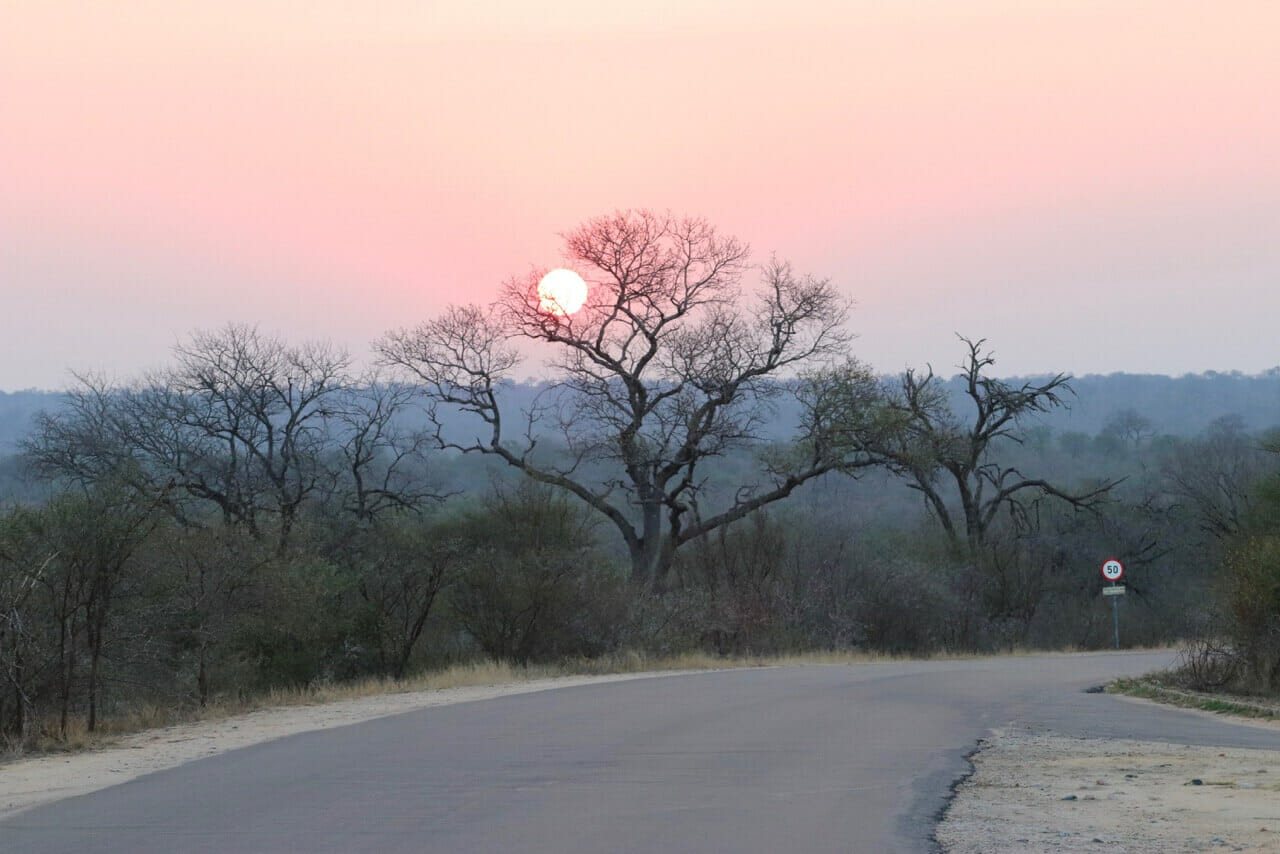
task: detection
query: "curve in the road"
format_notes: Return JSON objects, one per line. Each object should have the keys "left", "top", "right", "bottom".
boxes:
{"left": 2, "top": 651, "right": 1275, "bottom": 854}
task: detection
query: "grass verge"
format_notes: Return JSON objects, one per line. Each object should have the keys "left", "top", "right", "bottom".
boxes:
{"left": 1108, "top": 677, "right": 1280, "bottom": 721}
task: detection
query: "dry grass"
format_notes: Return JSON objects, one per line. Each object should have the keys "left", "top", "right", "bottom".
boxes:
{"left": 11, "top": 649, "right": 898, "bottom": 757}
{"left": 220, "top": 648, "right": 899, "bottom": 712}
{"left": 12, "top": 645, "right": 1144, "bottom": 759}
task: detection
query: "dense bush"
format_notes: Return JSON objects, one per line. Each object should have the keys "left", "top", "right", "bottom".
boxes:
{"left": 1221, "top": 536, "right": 1280, "bottom": 693}
{"left": 448, "top": 484, "right": 631, "bottom": 664}
{"left": 4, "top": 360, "right": 1279, "bottom": 747}
{"left": 1208, "top": 439, "right": 1280, "bottom": 694}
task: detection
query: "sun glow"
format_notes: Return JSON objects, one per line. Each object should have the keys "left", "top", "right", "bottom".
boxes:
{"left": 537, "top": 268, "right": 588, "bottom": 316}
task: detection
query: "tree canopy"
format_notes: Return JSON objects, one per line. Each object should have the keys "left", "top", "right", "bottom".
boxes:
{"left": 378, "top": 210, "right": 879, "bottom": 587}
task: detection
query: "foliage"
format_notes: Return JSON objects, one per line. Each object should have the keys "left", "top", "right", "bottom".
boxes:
{"left": 144, "top": 525, "right": 274, "bottom": 706}
{"left": 447, "top": 483, "right": 631, "bottom": 664}
{"left": 1219, "top": 535, "right": 1280, "bottom": 693}
{"left": 329, "top": 514, "right": 468, "bottom": 679}
{"left": 0, "top": 483, "right": 164, "bottom": 740}
{"left": 5, "top": 318, "right": 1279, "bottom": 743}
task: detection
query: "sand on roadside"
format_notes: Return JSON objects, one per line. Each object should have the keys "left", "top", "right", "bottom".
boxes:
{"left": 0, "top": 671, "right": 691, "bottom": 820}
{"left": 936, "top": 720, "right": 1280, "bottom": 853}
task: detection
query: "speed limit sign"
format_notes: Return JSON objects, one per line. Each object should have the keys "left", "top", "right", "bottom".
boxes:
{"left": 1101, "top": 559, "right": 1125, "bottom": 582}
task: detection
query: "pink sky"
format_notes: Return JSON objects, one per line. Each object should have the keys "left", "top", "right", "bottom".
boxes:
{"left": 2, "top": 1, "right": 1278, "bottom": 390}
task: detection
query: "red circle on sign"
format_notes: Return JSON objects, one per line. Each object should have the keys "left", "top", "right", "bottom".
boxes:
{"left": 1101, "top": 559, "right": 1125, "bottom": 581}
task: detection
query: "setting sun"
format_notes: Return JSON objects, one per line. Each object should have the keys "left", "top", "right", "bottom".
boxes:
{"left": 537, "top": 268, "right": 588, "bottom": 316}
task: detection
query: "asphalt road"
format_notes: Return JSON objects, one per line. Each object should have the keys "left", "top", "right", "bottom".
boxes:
{"left": 3, "top": 652, "right": 1277, "bottom": 853}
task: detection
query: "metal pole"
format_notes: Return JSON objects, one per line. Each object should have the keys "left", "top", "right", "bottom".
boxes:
{"left": 1112, "top": 595, "right": 1120, "bottom": 649}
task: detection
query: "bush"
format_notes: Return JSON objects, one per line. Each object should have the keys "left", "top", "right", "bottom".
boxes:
{"left": 669, "top": 512, "right": 975, "bottom": 656}
{"left": 231, "top": 553, "right": 354, "bottom": 690}
{"left": 673, "top": 512, "right": 794, "bottom": 655}
{"left": 1171, "top": 638, "right": 1240, "bottom": 692}
{"left": 1221, "top": 536, "right": 1280, "bottom": 693}
{"left": 447, "top": 483, "right": 631, "bottom": 664}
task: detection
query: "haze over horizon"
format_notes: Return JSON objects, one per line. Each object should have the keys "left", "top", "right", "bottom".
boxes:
{"left": 3, "top": 1, "right": 1278, "bottom": 392}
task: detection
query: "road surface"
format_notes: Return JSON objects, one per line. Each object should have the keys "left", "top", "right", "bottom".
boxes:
{"left": 2, "top": 652, "right": 1275, "bottom": 853}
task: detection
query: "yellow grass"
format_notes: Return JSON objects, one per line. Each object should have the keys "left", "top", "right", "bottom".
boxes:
{"left": 10, "top": 649, "right": 881, "bottom": 756}
{"left": 228, "top": 648, "right": 899, "bottom": 711}
{"left": 11, "top": 645, "right": 1157, "bottom": 758}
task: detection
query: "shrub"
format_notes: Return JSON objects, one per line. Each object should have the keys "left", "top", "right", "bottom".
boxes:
{"left": 447, "top": 483, "right": 631, "bottom": 664}
{"left": 1171, "top": 638, "right": 1240, "bottom": 692}
{"left": 1221, "top": 536, "right": 1280, "bottom": 693}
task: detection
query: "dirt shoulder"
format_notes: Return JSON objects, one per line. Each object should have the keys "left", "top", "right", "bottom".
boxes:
{"left": 0, "top": 670, "right": 691, "bottom": 821}
{"left": 936, "top": 715, "right": 1280, "bottom": 853}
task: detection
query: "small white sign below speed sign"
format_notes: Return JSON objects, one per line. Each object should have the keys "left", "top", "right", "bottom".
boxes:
{"left": 1101, "top": 559, "right": 1125, "bottom": 582}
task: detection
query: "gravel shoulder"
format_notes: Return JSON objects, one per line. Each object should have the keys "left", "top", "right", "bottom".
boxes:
{"left": 937, "top": 709, "right": 1280, "bottom": 853}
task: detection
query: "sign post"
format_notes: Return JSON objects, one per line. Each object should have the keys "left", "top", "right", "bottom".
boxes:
{"left": 1100, "top": 559, "right": 1125, "bottom": 649}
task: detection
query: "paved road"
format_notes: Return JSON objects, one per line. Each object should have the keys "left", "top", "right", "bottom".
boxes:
{"left": 3, "top": 652, "right": 1277, "bottom": 853}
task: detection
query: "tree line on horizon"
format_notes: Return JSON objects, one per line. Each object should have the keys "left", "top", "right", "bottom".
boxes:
{"left": 5, "top": 361, "right": 1280, "bottom": 455}
{"left": 1, "top": 210, "right": 1276, "bottom": 748}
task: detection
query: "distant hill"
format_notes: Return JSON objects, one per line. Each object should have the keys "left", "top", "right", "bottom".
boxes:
{"left": 2, "top": 370, "right": 1278, "bottom": 454}
{"left": 1018, "top": 370, "right": 1280, "bottom": 436}
{"left": 0, "top": 390, "right": 54, "bottom": 454}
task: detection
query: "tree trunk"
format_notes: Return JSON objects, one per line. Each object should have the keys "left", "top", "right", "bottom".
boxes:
{"left": 197, "top": 641, "right": 210, "bottom": 708}
{"left": 59, "top": 614, "right": 73, "bottom": 738}
{"left": 86, "top": 566, "right": 113, "bottom": 734}
{"left": 11, "top": 640, "right": 26, "bottom": 740}
{"left": 394, "top": 590, "right": 439, "bottom": 681}
{"left": 87, "top": 635, "right": 100, "bottom": 732}
{"left": 628, "top": 496, "right": 670, "bottom": 589}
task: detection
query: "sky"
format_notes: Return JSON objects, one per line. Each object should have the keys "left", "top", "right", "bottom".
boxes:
{"left": 2, "top": 0, "right": 1278, "bottom": 391}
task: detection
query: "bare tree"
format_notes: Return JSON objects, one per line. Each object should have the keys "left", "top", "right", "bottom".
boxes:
{"left": 26, "top": 327, "right": 440, "bottom": 548}
{"left": 1161, "top": 414, "right": 1269, "bottom": 540}
{"left": 161, "top": 325, "right": 350, "bottom": 547}
{"left": 868, "top": 336, "right": 1117, "bottom": 559}
{"left": 377, "top": 210, "right": 877, "bottom": 588}
{"left": 24, "top": 326, "right": 346, "bottom": 547}
{"left": 24, "top": 375, "right": 172, "bottom": 506}
{"left": 328, "top": 377, "right": 441, "bottom": 524}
